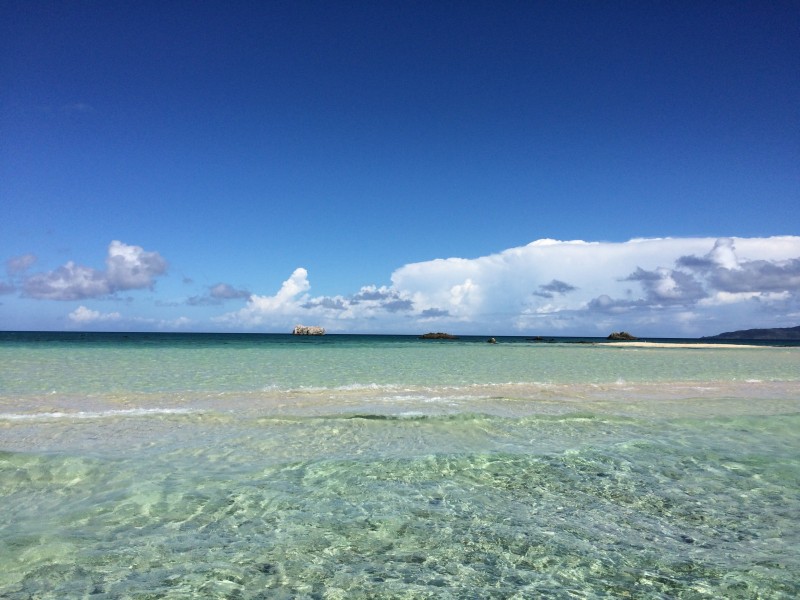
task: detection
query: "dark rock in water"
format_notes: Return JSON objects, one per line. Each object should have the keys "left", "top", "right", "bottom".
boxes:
{"left": 292, "top": 325, "right": 325, "bottom": 335}
{"left": 487, "top": 337, "right": 497, "bottom": 344}
{"left": 257, "top": 563, "right": 275, "bottom": 574}
{"left": 420, "top": 332, "right": 459, "bottom": 339}
{"left": 607, "top": 331, "right": 637, "bottom": 340}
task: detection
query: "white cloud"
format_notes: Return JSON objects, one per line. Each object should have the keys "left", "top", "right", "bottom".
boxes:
{"left": 23, "top": 241, "right": 167, "bottom": 300}
{"left": 216, "top": 268, "right": 311, "bottom": 327}
{"left": 25, "top": 261, "right": 110, "bottom": 300}
{"left": 160, "top": 316, "right": 191, "bottom": 329}
{"left": 67, "top": 306, "right": 192, "bottom": 330}
{"left": 6, "top": 253, "right": 37, "bottom": 276}
{"left": 68, "top": 305, "right": 122, "bottom": 323}
{"left": 699, "top": 291, "right": 791, "bottom": 307}
{"left": 105, "top": 241, "right": 167, "bottom": 291}
{"left": 216, "top": 236, "right": 800, "bottom": 336}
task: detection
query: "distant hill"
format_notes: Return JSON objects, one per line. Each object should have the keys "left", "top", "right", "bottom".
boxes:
{"left": 704, "top": 325, "right": 800, "bottom": 340}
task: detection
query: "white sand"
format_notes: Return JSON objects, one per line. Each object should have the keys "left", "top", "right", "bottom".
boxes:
{"left": 601, "top": 341, "right": 771, "bottom": 349}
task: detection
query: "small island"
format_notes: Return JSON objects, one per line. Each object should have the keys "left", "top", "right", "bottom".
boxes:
{"left": 292, "top": 325, "right": 325, "bottom": 336}
{"left": 419, "top": 332, "right": 459, "bottom": 339}
{"left": 607, "top": 331, "right": 637, "bottom": 340}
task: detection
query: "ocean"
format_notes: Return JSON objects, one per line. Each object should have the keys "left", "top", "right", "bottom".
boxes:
{"left": 1, "top": 332, "right": 798, "bottom": 599}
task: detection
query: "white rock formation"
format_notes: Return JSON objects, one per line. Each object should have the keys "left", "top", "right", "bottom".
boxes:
{"left": 292, "top": 325, "right": 325, "bottom": 335}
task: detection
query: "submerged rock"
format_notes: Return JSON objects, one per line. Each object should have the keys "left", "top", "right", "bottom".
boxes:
{"left": 292, "top": 325, "right": 325, "bottom": 335}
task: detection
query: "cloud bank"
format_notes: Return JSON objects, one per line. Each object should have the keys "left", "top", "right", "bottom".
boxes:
{"left": 218, "top": 236, "right": 800, "bottom": 336}
{"left": 23, "top": 241, "right": 167, "bottom": 300}
{"left": 67, "top": 305, "right": 191, "bottom": 330}
{"left": 6, "top": 236, "right": 797, "bottom": 335}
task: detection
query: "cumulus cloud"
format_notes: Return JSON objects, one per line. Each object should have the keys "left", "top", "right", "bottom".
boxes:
{"left": 217, "top": 273, "right": 417, "bottom": 329}
{"left": 216, "top": 268, "right": 311, "bottom": 327}
{"left": 390, "top": 236, "right": 800, "bottom": 334}
{"left": 623, "top": 267, "right": 706, "bottom": 304}
{"left": 22, "top": 241, "right": 167, "bottom": 300}
{"left": 105, "top": 241, "right": 167, "bottom": 290}
{"left": 216, "top": 236, "right": 800, "bottom": 336}
{"left": 68, "top": 305, "right": 122, "bottom": 323}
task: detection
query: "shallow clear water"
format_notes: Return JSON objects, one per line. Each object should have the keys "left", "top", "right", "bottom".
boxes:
{"left": 1, "top": 333, "right": 798, "bottom": 598}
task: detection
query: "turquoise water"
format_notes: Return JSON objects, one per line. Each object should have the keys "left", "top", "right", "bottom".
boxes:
{"left": 1, "top": 333, "right": 799, "bottom": 598}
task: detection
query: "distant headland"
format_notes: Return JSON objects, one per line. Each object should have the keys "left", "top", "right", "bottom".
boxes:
{"left": 703, "top": 325, "right": 800, "bottom": 341}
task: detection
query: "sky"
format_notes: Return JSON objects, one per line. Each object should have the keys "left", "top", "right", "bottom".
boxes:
{"left": 1, "top": 1, "right": 799, "bottom": 336}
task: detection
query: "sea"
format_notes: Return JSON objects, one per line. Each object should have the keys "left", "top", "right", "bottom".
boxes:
{"left": 1, "top": 332, "right": 798, "bottom": 599}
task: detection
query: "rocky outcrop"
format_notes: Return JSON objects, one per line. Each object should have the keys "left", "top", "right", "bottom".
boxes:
{"left": 607, "top": 331, "right": 637, "bottom": 340}
{"left": 292, "top": 325, "right": 325, "bottom": 336}
{"left": 419, "top": 332, "right": 458, "bottom": 339}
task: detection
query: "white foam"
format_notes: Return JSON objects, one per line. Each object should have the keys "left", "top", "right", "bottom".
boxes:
{"left": 0, "top": 408, "right": 197, "bottom": 421}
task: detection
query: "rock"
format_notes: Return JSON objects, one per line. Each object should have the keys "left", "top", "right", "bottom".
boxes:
{"left": 419, "top": 332, "right": 458, "bottom": 339}
{"left": 607, "top": 331, "right": 637, "bottom": 340}
{"left": 292, "top": 325, "right": 325, "bottom": 335}
{"left": 487, "top": 338, "right": 497, "bottom": 344}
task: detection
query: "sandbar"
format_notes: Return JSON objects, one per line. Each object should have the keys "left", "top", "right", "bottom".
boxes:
{"left": 602, "top": 341, "right": 770, "bottom": 349}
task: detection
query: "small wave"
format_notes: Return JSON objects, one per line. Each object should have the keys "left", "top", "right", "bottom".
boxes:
{"left": 273, "top": 383, "right": 407, "bottom": 394}
{"left": 274, "top": 381, "right": 558, "bottom": 394}
{"left": 0, "top": 408, "right": 197, "bottom": 421}
{"left": 334, "top": 383, "right": 408, "bottom": 392}
{"left": 333, "top": 412, "right": 496, "bottom": 423}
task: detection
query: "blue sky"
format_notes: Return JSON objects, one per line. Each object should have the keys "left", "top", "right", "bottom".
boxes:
{"left": 2, "top": 1, "right": 799, "bottom": 335}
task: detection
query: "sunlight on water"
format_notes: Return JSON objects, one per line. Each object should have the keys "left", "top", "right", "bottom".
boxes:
{"left": 1, "top": 334, "right": 798, "bottom": 597}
